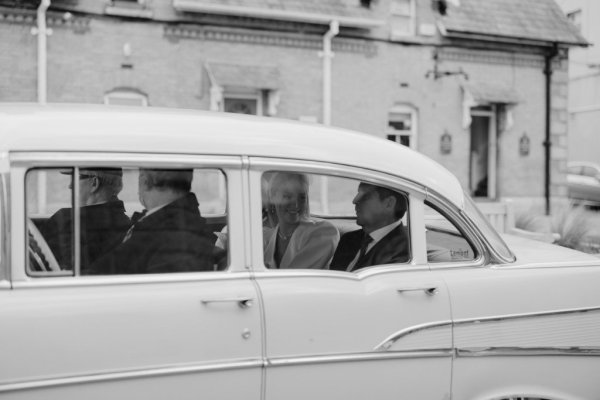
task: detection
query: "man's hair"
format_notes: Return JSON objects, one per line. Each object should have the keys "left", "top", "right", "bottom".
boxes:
{"left": 140, "top": 169, "right": 193, "bottom": 193}
{"left": 96, "top": 173, "right": 123, "bottom": 198}
{"left": 77, "top": 168, "right": 123, "bottom": 198}
{"left": 373, "top": 186, "right": 408, "bottom": 220}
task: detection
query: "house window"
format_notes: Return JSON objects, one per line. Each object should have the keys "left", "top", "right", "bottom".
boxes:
{"left": 104, "top": 89, "right": 148, "bottom": 106}
{"left": 386, "top": 105, "right": 417, "bottom": 149}
{"left": 390, "top": 0, "right": 416, "bottom": 38}
{"left": 224, "top": 92, "right": 262, "bottom": 115}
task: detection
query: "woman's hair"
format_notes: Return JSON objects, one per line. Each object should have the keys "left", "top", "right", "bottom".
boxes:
{"left": 268, "top": 171, "right": 310, "bottom": 217}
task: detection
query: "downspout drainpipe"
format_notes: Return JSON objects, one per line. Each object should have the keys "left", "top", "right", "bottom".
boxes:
{"left": 320, "top": 20, "right": 339, "bottom": 214}
{"left": 322, "top": 20, "right": 339, "bottom": 126}
{"left": 35, "top": 0, "right": 51, "bottom": 104}
{"left": 543, "top": 43, "right": 558, "bottom": 215}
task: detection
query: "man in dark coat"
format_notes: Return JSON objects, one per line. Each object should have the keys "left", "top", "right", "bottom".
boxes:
{"left": 87, "top": 168, "right": 216, "bottom": 275}
{"left": 330, "top": 182, "right": 409, "bottom": 271}
{"left": 39, "top": 168, "right": 131, "bottom": 271}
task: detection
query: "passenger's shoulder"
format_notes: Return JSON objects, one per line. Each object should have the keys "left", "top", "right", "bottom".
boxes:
{"left": 300, "top": 218, "right": 340, "bottom": 237}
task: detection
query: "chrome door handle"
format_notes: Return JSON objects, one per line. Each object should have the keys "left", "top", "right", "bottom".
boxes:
{"left": 397, "top": 286, "right": 439, "bottom": 296}
{"left": 201, "top": 297, "right": 254, "bottom": 309}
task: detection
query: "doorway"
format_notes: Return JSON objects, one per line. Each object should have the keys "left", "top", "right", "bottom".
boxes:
{"left": 469, "top": 107, "right": 497, "bottom": 199}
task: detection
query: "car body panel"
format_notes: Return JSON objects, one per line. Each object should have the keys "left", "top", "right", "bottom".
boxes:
{"left": 255, "top": 269, "right": 452, "bottom": 400}
{"left": 0, "top": 276, "right": 263, "bottom": 399}
{"left": 0, "top": 104, "right": 599, "bottom": 400}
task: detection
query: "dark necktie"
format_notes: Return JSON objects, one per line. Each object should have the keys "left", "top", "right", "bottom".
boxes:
{"left": 358, "top": 233, "right": 373, "bottom": 260}
{"left": 122, "top": 210, "right": 147, "bottom": 243}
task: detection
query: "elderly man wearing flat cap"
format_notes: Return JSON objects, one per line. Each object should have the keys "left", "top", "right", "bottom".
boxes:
{"left": 40, "top": 168, "right": 131, "bottom": 270}
{"left": 329, "top": 182, "right": 409, "bottom": 271}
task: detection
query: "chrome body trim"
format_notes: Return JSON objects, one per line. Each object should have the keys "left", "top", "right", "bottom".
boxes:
{"left": 267, "top": 349, "right": 454, "bottom": 367}
{"left": 375, "top": 320, "right": 453, "bottom": 351}
{"left": 456, "top": 346, "right": 600, "bottom": 357}
{"left": 0, "top": 359, "right": 263, "bottom": 393}
{"left": 494, "top": 260, "right": 600, "bottom": 270}
{"left": 376, "top": 306, "right": 600, "bottom": 351}
{"left": 452, "top": 305, "right": 600, "bottom": 326}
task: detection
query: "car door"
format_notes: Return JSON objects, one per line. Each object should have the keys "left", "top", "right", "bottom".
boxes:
{"left": 248, "top": 159, "right": 453, "bottom": 400}
{"left": 0, "top": 154, "right": 263, "bottom": 400}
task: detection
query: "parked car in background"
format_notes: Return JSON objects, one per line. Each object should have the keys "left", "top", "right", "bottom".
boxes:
{"left": 1, "top": 104, "right": 600, "bottom": 400}
{"left": 567, "top": 161, "right": 600, "bottom": 207}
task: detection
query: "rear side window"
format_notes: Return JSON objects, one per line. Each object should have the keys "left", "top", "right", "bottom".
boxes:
{"left": 26, "top": 167, "right": 227, "bottom": 276}
{"left": 425, "top": 202, "right": 476, "bottom": 263}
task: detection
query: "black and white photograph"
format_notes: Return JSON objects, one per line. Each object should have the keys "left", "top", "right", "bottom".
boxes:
{"left": 1, "top": 0, "right": 599, "bottom": 399}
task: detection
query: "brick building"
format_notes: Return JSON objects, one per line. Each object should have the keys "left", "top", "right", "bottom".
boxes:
{"left": 0, "top": 0, "right": 586, "bottom": 211}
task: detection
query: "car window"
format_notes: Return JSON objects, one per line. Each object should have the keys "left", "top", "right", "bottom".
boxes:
{"left": 425, "top": 202, "right": 476, "bottom": 263}
{"left": 26, "top": 167, "right": 227, "bottom": 276}
{"left": 567, "top": 165, "right": 582, "bottom": 175}
{"left": 260, "top": 171, "right": 411, "bottom": 271}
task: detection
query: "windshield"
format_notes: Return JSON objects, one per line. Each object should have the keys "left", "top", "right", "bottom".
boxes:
{"left": 462, "top": 192, "right": 515, "bottom": 263}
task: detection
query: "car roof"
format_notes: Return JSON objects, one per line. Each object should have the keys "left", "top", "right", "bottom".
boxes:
{"left": 0, "top": 103, "right": 465, "bottom": 208}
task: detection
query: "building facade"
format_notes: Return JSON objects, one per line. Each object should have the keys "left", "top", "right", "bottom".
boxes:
{"left": 557, "top": 0, "right": 600, "bottom": 165}
{"left": 0, "top": 0, "right": 585, "bottom": 211}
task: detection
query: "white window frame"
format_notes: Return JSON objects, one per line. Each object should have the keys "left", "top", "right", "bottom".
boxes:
{"left": 390, "top": 0, "right": 416, "bottom": 38}
{"left": 104, "top": 90, "right": 148, "bottom": 107}
{"left": 386, "top": 105, "right": 418, "bottom": 150}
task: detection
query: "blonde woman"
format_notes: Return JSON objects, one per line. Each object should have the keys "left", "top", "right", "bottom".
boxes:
{"left": 264, "top": 172, "right": 339, "bottom": 269}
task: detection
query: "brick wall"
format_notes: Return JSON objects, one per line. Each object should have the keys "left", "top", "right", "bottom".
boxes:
{"left": 0, "top": 8, "right": 569, "bottom": 206}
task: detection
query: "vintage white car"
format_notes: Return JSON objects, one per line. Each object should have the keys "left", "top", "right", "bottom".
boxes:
{"left": 1, "top": 104, "right": 599, "bottom": 400}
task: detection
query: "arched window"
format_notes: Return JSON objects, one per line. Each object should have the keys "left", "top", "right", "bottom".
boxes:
{"left": 104, "top": 88, "right": 148, "bottom": 106}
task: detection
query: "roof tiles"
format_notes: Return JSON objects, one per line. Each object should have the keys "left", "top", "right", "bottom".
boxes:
{"left": 440, "top": 0, "right": 587, "bottom": 45}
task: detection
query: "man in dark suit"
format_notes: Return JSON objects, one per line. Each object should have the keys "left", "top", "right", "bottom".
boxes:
{"left": 330, "top": 182, "right": 409, "bottom": 271}
{"left": 39, "top": 168, "right": 131, "bottom": 271}
{"left": 87, "top": 168, "right": 216, "bottom": 275}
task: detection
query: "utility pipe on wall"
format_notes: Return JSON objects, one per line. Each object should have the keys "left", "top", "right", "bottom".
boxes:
{"left": 543, "top": 44, "right": 558, "bottom": 215}
{"left": 320, "top": 20, "right": 338, "bottom": 214}
{"left": 322, "top": 20, "right": 339, "bottom": 126}
{"left": 34, "top": 0, "right": 51, "bottom": 104}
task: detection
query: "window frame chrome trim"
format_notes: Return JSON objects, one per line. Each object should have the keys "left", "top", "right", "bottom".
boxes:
{"left": 12, "top": 152, "right": 245, "bottom": 281}
{"left": 0, "top": 171, "right": 9, "bottom": 285}
{"left": 248, "top": 157, "right": 428, "bottom": 270}
{"left": 425, "top": 189, "right": 494, "bottom": 266}
{"left": 11, "top": 271, "right": 255, "bottom": 289}
{"left": 250, "top": 264, "right": 431, "bottom": 281}
{"left": 10, "top": 152, "right": 243, "bottom": 169}
{"left": 0, "top": 358, "right": 263, "bottom": 394}
{"left": 73, "top": 167, "right": 81, "bottom": 276}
